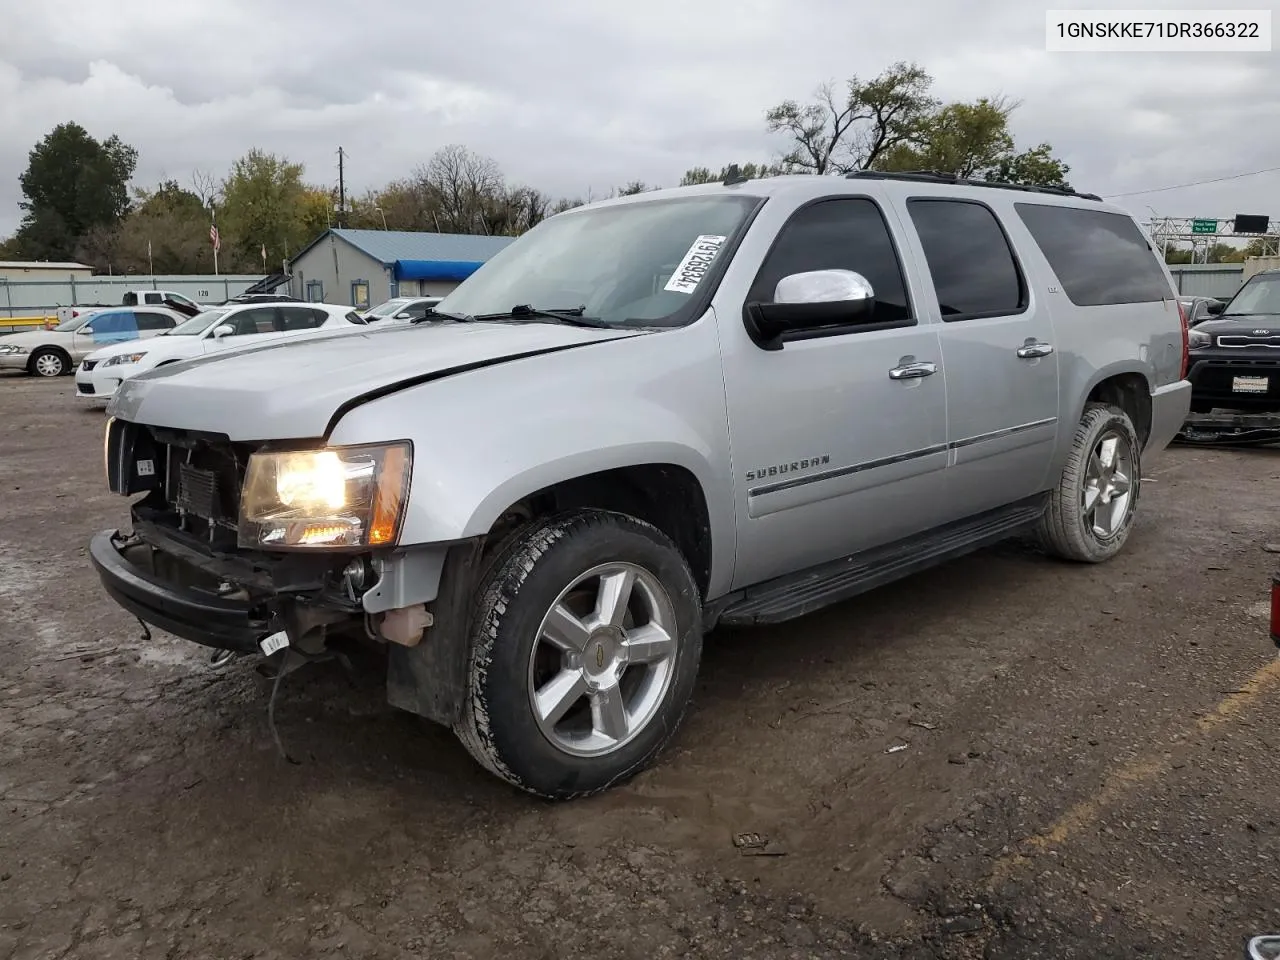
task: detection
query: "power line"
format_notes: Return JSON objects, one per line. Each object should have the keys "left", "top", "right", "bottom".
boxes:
{"left": 1105, "top": 165, "right": 1280, "bottom": 199}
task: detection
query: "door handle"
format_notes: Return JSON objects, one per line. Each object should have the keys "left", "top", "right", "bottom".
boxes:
{"left": 888, "top": 361, "right": 937, "bottom": 380}
{"left": 1017, "top": 342, "right": 1054, "bottom": 359}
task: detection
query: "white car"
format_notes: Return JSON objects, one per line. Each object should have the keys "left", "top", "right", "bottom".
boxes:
{"left": 75, "top": 302, "right": 372, "bottom": 404}
{"left": 360, "top": 296, "right": 442, "bottom": 324}
{"left": 0, "top": 305, "right": 191, "bottom": 378}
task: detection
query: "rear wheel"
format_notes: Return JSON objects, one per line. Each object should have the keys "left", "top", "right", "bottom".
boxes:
{"left": 454, "top": 509, "right": 703, "bottom": 800}
{"left": 1037, "top": 403, "right": 1141, "bottom": 563}
{"left": 29, "top": 347, "right": 69, "bottom": 378}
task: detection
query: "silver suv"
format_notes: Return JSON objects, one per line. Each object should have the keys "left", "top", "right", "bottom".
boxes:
{"left": 90, "top": 171, "right": 1192, "bottom": 800}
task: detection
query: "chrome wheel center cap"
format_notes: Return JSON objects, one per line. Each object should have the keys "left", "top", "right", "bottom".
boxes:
{"left": 582, "top": 626, "right": 625, "bottom": 685}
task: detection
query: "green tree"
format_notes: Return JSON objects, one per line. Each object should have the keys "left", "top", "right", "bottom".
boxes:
{"left": 981, "top": 142, "right": 1071, "bottom": 190}
{"left": 12, "top": 122, "right": 137, "bottom": 260}
{"left": 218, "top": 149, "right": 310, "bottom": 270}
{"left": 615, "top": 180, "right": 649, "bottom": 196}
{"left": 679, "top": 162, "right": 783, "bottom": 185}
{"left": 765, "top": 65, "right": 1070, "bottom": 189}
{"left": 874, "top": 97, "right": 1014, "bottom": 177}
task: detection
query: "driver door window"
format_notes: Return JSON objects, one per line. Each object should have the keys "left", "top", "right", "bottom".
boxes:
{"left": 747, "top": 198, "right": 914, "bottom": 327}
{"left": 220, "top": 308, "right": 278, "bottom": 338}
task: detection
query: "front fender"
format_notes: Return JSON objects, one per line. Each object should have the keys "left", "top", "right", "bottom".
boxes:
{"left": 326, "top": 321, "right": 738, "bottom": 597}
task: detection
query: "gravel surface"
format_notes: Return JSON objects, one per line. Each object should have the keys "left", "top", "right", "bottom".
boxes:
{"left": 1, "top": 372, "right": 1278, "bottom": 960}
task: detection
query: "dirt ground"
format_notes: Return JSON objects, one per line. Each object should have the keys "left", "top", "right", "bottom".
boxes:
{"left": 1, "top": 371, "right": 1278, "bottom": 960}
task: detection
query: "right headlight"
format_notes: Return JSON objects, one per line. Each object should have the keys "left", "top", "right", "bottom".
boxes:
{"left": 101, "top": 351, "right": 147, "bottom": 367}
{"left": 1188, "top": 328, "right": 1213, "bottom": 349}
{"left": 237, "top": 441, "right": 412, "bottom": 550}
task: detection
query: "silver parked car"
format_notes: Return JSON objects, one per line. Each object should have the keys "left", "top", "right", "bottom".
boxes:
{"left": 90, "top": 171, "right": 1191, "bottom": 799}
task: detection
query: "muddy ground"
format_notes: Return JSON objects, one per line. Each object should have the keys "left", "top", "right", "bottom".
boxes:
{"left": 1, "top": 371, "right": 1278, "bottom": 960}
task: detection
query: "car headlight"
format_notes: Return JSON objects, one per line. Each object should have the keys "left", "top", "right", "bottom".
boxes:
{"left": 1188, "top": 329, "right": 1213, "bottom": 349}
{"left": 237, "top": 442, "right": 412, "bottom": 549}
{"left": 0, "top": 345, "right": 28, "bottom": 355}
{"left": 102, "top": 352, "right": 147, "bottom": 367}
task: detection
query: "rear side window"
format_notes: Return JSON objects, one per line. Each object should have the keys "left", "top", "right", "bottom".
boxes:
{"left": 906, "top": 199, "right": 1026, "bottom": 320}
{"left": 135, "top": 311, "right": 175, "bottom": 331}
{"left": 748, "top": 197, "right": 912, "bottom": 325}
{"left": 1015, "top": 203, "right": 1171, "bottom": 306}
{"left": 278, "top": 306, "right": 327, "bottom": 331}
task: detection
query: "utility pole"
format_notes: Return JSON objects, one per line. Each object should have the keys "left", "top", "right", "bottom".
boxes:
{"left": 337, "top": 147, "right": 346, "bottom": 229}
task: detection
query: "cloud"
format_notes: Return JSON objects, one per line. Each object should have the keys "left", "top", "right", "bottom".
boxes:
{"left": 1, "top": 0, "right": 1278, "bottom": 238}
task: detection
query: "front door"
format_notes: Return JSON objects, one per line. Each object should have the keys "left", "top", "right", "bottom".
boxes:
{"left": 717, "top": 195, "right": 952, "bottom": 590}
{"left": 894, "top": 196, "right": 1060, "bottom": 517}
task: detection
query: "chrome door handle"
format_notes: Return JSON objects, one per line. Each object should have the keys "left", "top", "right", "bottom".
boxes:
{"left": 888, "top": 361, "right": 937, "bottom": 380}
{"left": 1017, "top": 342, "right": 1054, "bottom": 359}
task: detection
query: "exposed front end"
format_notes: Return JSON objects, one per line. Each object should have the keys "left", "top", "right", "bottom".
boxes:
{"left": 90, "top": 416, "right": 436, "bottom": 659}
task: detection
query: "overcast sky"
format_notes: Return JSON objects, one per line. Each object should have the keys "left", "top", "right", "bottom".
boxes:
{"left": 1, "top": 0, "right": 1277, "bottom": 240}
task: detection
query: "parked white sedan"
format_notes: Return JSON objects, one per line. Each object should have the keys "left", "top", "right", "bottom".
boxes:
{"left": 0, "top": 306, "right": 191, "bottom": 377}
{"left": 75, "top": 302, "right": 372, "bottom": 404}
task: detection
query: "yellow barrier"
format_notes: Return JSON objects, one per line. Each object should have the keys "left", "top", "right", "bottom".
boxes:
{"left": 0, "top": 316, "right": 57, "bottom": 329}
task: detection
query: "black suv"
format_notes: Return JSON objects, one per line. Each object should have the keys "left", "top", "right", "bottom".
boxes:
{"left": 1181, "top": 270, "right": 1280, "bottom": 442}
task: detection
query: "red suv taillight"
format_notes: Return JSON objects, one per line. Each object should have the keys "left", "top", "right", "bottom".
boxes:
{"left": 1177, "top": 299, "right": 1189, "bottom": 380}
{"left": 1271, "top": 572, "right": 1280, "bottom": 648}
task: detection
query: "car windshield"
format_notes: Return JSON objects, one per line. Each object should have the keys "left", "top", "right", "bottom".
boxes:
{"left": 365, "top": 299, "right": 411, "bottom": 318}
{"left": 1223, "top": 275, "right": 1280, "bottom": 316}
{"left": 53, "top": 315, "right": 93, "bottom": 332}
{"left": 167, "top": 308, "right": 231, "bottom": 336}
{"left": 436, "top": 194, "right": 763, "bottom": 328}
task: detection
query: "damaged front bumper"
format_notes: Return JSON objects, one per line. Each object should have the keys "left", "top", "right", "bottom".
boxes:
{"left": 1175, "top": 410, "right": 1280, "bottom": 445}
{"left": 88, "top": 523, "right": 457, "bottom": 656}
{"left": 89, "top": 529, "right": 274, "bottom": 653}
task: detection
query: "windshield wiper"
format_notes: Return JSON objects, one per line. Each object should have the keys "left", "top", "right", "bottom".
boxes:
{"left": 470, "top": 304, "right": 614, "bottom": 329}
{"left": 410, "top": 307, "right": 473, "bottom": 324}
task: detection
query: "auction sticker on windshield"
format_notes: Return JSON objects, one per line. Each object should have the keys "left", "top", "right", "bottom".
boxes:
{"left": 664, "top": 235, "right": 727, "bottom": 295}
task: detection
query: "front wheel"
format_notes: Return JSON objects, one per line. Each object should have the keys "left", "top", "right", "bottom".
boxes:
{"left": 1036, "top": 403, "right": 1142, "bottom": 563}
{"left": 29, "top": 347, "right": 69, "bottom": 378}
{"left": 454, "top": 509, "right": 703, "bottom": 800}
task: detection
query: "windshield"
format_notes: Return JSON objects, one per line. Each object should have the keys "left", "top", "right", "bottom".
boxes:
{"left": 436, "top": 194, "right": 763, "bottom": 327}
{"left": 168, "top": 308, "right": 230, "bottom": 336}
{"left": 1224, "top": 275, "right": 1280, "bottom": 316}
{"left": 365, "top": 299, "right": 411, "bottom": 318}
{"left": 54, "top": 314, "right": 94, "bottom": 332}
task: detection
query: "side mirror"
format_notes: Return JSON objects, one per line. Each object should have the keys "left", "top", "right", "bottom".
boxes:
{"left": 1204, "top": 299, "right": 1225, "bottom": 316}
{"left": 393, "top": 312, "right": 411, "bottom": 320}
{"left": 212, "top": 324, "right": 235, "bottom": 339}
{"left": 744, "top": 269, "right": 876, "bottom": 350}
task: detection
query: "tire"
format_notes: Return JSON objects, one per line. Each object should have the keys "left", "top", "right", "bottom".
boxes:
{"left": 455, "top": 508, "right": 703, "bottom": 800}
{"left": 1036, "top": 402, "right": 1142, "bottom": 563}
{"left": 29, "top": 347, "right": 69, "bottom": 378}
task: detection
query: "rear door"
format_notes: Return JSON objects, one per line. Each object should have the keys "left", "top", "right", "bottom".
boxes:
{"left": 895, "top": 195, "right": 1060, "bottom": 517}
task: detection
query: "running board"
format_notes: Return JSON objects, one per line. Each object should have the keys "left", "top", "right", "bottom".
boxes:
{"left": 712, "top": 495, "right": 1049, "bottom": 629}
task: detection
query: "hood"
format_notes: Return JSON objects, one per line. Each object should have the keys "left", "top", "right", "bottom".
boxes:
{"left": 1192, "top": 314, "right": 1280, "bottom": 341}
{"left": 108, "top": 321, "right": 649, "bottom": 440}
{"left": 0, "top": 330, "right": 73, "bottom": 349}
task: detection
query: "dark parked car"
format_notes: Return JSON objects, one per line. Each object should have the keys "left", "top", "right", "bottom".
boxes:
{"left": 1178, "top": 271, "right": 1280, "bottom": 443}
{"left": 1178, "top": 295, "right": 1225, "bottom": 326}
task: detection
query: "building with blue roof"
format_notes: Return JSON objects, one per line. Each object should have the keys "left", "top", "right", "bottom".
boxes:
{"left": 285, "top": 228, "right": 516, "bottom": 309}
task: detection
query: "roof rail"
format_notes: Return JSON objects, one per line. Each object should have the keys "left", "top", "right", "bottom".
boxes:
{"left": 843, "top": 169, "right": 1103, "bottom": 202}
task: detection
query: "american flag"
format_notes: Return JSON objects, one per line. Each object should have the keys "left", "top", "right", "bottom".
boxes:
{"left": 209, "top": 224, "right": 220, "bottom": 251}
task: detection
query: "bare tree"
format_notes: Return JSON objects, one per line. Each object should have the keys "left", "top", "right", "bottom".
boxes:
{"left": 422, "top": 144, "right": 504, "bottom": 233}
{"left": 190, "top": 168, "right": 219, "bottom": 208}
{"left": 766, "top": 62, "right": 938, "bottom": 175}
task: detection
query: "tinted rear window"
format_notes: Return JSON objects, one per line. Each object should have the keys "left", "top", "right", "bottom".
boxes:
{"left": 1014, "top": 203, "right": 1171, "bottom": 306}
